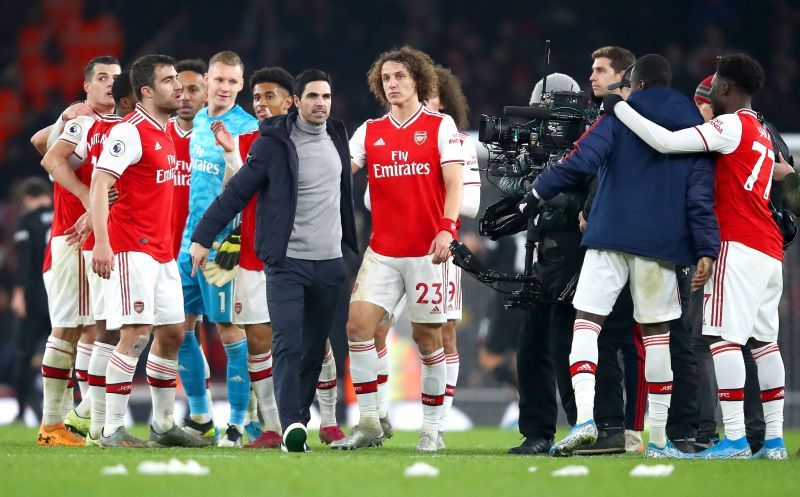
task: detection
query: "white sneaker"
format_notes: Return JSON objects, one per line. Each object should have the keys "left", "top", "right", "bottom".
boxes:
{"left": 217, "top": 424, "right": 243, "bottom": 447}
{"left": 625, "top": 430, "right": 644, "bottom": 453}
{"left": 417, "top": 431, "right": 438, "bottom": 452}
{"left": 437, "top": 431, "right": 446, "bottom": 450}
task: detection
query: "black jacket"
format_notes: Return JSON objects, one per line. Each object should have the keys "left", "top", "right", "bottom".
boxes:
{"left": 191, "top": 112, "right": 358, "bottom": 264}
{"left": 14, "top": 205, "right": 53, "bottom": 313}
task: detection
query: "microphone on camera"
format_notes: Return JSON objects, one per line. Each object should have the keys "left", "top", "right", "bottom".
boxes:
{"left": 502, "top": 106, "right": 553, "bottom": 121}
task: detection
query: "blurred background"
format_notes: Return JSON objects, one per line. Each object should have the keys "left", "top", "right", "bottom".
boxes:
{"left": 0, "top": 0, "right": 799, "bottom": 429}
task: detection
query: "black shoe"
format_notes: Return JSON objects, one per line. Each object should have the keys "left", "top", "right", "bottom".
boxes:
{"left": 508, "top": 437, "right": 553, "bottom": 455}
{"left": 696, "top": 432, "right": 720, "bottom": 447}
{"left": 671, "top": 438, "right": 710, "bottom": 454}
{"left": 574, "top": 429, "right": 625, "bottom": 455}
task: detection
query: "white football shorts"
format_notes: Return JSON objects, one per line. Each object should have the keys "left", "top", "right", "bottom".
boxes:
{"left": 105, "top": 251, "right": 184, "bottom": 329}
{"left": 573, "top": 248, "right": 681, "bottom": 324}
{"left": 43, "top": 235, "right": 94, "bottom": 328}
{"left": 83, "top": 250, "right": 107, "bottom": 323}
{"left": 703, "top": 241, "right": 782, "bottom": 345}
{"left": 351, "top": 247, "right": 448, "bottom": 324}
{"left": 232, "top": 268, "right": 270, "bottom": 325}
{"left": 445, "top": 258, "right": 463, "bottom": 321}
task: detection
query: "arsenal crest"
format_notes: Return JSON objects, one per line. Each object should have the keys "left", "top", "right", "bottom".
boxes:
{"left": 414, "top": 131, "right": 428, "bottom": 145}
{"left": 133, "top": 301, "right": 144, "bottom": 313}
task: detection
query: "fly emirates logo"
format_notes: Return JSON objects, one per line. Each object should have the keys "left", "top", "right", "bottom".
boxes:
{"left": 156, "top": 154, "right": 179, "bottom": 184}
{"left": 372, "top": 150, "right": 430, "bottom": 179}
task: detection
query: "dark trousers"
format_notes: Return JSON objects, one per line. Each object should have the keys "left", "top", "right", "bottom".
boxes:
{"left": 517, "top": 255, "right": 579, "bottom": 440}
{"left": 266, "top": 256, "right": 346, "bottom": 429}
{"left": 594, "top": 287, "right": 644, "bottom": 432}
{"left": 667, "top": 266, "right": 701, "bottom": 439}
{"left": 14, "top": 311, "right": 49, "bottom": 418}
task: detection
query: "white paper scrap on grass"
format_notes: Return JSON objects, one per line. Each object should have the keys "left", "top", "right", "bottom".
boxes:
{"left": 551, "top": 465, "right": 589, "bottom": 477}
{"left": 527, "top": 466, "right": 538, "bottom": 473}
{"left": 137, "top": 459, "right": 210, "bottom": 476}
{"left": 629, "top": 464, "right": 674, "bottom": 477}
{"left": 100, "top": 464, "right": 128, "bottom": 476}
{"left": 404, "top": 462, "right": 440, "bottom": 477}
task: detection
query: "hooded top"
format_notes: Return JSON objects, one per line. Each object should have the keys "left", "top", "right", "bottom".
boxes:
{"left": 532, "top": 86, "right": 720, "bottom": 265}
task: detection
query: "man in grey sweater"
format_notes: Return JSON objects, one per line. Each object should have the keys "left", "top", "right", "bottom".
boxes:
{"left": 190, "top": 69, "right": 358, "bottom": 452}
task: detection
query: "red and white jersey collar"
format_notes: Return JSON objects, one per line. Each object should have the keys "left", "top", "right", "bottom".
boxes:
{"left": 388, "top": 103, "right": 424, "bottom": 129}
{"left": 132, "top": 103, "right": 167, "bottom": 131}
{"left": 735, "top": 108, "right": 758, "bottom": 119}
{"left": 168, "top": 116, "right": 192, "bottom": 138}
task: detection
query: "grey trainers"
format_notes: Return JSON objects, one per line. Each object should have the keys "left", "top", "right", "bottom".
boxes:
{"left": 149, "top": 424, "right": 213, "bottom": 448}
{"left": 380, "top": 416, "right": 394, "bottom": 440}
{"left": 100, "top": 426, "right": 147, "bottom": 448}
{"left": 330, "top": 422, "right": 384, "bottom": 450}
{"left": 417, "top": 431, "right": 438, "bottom": 452}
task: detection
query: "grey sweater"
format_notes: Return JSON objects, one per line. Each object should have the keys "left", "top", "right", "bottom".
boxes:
{"left": 286, "top": 118, "right": 343, "bottom": 260}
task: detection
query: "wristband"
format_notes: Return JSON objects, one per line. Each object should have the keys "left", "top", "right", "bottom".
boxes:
{"left": 438, "top": 218, "right": 458, "bottom": 238}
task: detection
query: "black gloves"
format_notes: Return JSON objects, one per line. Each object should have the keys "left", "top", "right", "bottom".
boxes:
{"left": 602, "top": 94, "right": 624, "bottom": 117}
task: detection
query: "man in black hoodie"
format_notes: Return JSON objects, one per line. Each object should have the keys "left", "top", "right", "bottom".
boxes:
{"left": 189, "top": 69, "right": 358, "bottom": 452}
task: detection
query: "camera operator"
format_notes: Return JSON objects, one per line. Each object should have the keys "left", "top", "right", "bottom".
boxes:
{"left": 509, "top": 73, "right": 638, "bottom": 455}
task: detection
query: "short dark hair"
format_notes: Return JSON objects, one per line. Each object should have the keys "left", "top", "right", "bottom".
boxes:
{"left": 368, "top": 46, "right": 436, "bottom": 107}
{"left": 293, "top": 69, "right": 332, "bottom": 97}
{"left": 19, "top": 176, "right": 51, "bottom": 198}
{"left": 433, "top": 65, "right": 469, "bottom": 129}
{"left": 591, "top": 46, "right": 636, "bottom": 73}
{"left": 250, "top": 66, "right": 294, "bottom": 94}
{"left": 716, "top": 53, "right": 764, "bottom": 96}
{"left": 130, "top": 54, "right": 175, "bottom": 101}
{"left": 175, "top": 58, "right": 207, "bottom": 76}
{"left": 112, "top": 71, "right": 133, "bottom": 104}
{"left": 84, "top": 55, "right": 120, "bottom": 81}
{"left": 632, "top": 54, "right": 672, "bottom": 88}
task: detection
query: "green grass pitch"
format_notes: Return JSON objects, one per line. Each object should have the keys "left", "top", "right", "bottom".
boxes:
{"left": 1, "top": 426, "right": 798, "bottom": 497}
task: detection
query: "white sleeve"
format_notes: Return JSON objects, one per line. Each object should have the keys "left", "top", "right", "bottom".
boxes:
{"left": 438, "top": 115, "right": 465, "bottom": 167}
{"left": 349, "top": 122, "right": 368, "bottom": 169}
{"left": 460, "top": 134, "right": 482, "bottom": 218}
{"left": 46, "top": 113, "right": 68, "bottom": 149}
{"left": 614, "top": 101, "right": 711, "bottom": 154}
{"left": 692, "top": 114, "right": 742, "bottom": 155}
{"left": 94, "top": 122, "right": 142, "bottom": 178}
{"left": 57, "top": 116, "right": 94, "bottom": 161}
{"left": 223, "top": 137, "right": 243, "bottom": 173}
{"left": 364, "top": 185, "right": 371, "bottom": 212}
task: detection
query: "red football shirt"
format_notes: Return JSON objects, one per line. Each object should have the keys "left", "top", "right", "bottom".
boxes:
{"left": 43, "top": 114, "right": 121, "bottom": 271}
{"left": 167, "top": 117, "right": 192, "bottom": 258}
{"left": 236, "top": 130, "right": 263, "bottom": 271}
{"left": 695, "top": 109, "right": 783, "bottom": 261}
{"left": 94, "top": 104, "right": 177, "bottom": 263}
{"left": 350, "top": 104, "right": 464, "bottom": 257}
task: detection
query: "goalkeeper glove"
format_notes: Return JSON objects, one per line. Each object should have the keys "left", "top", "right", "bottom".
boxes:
{"left": 215, "top": 224, "right": 241, "bottom": 270}
{"left": 203, "top": 261, "right": 239, "bottom": 287}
